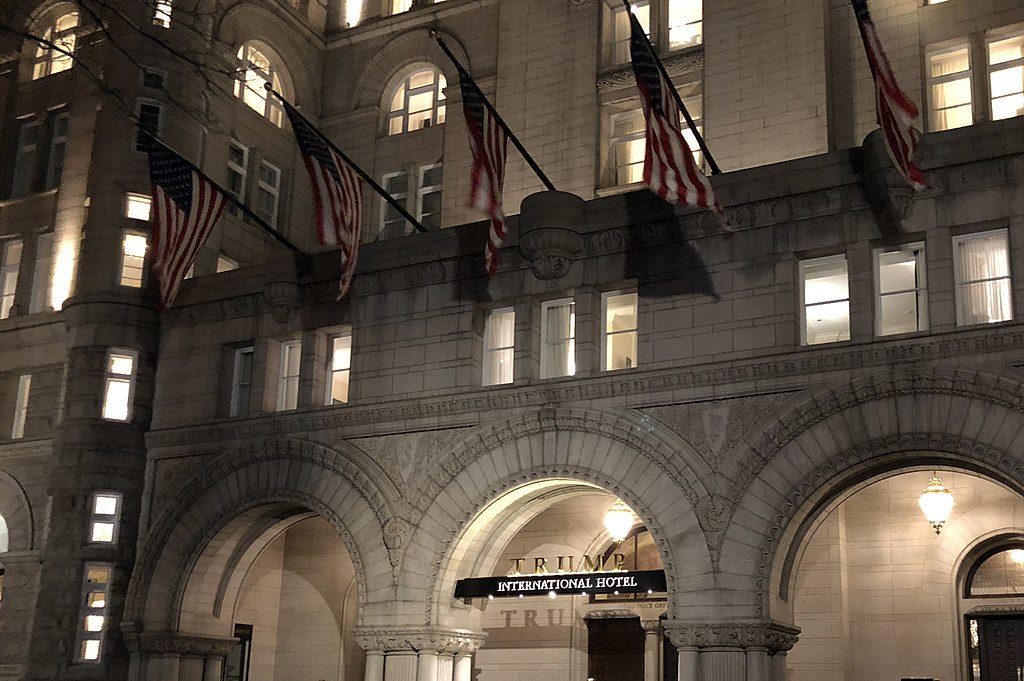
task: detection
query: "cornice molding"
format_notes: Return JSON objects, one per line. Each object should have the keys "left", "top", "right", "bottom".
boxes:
{"left": 662, "top": 620, "right": 799, "bottom": 652}
{"left": 597, "top": 49, "right": 704, "bottom": 93}
{"left": 354, "top": 626, "right": 486, "bottom": 653}
{"left": 122, "top": 632, "right": 236, "bottom": 657}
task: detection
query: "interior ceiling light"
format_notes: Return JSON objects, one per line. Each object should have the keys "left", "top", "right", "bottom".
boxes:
{"left": 918, "top": 474, "right": 955, "bottom": 535}
{"left": 604, "top": 498, "right": 636, "bottom": 542}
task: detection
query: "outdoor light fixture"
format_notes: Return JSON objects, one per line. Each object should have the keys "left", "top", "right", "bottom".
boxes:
{"left": 603, "top": 499, "right": 635, "bottom": 542}
{"left": 918, "top": 475, "right": 955, "bottom": 534}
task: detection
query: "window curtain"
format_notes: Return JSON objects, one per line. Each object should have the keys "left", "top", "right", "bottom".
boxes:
{"left": 958, "top": 235, "right": 1011, "bottom": 324}
{"left": 542, "top": 304, "right": 573, "bottom": 378}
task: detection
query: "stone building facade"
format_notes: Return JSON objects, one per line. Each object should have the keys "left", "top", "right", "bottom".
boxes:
{"left": 1, "top": 0, "right": 1024, "bottom": 680}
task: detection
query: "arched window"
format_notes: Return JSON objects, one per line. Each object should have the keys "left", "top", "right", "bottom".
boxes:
{"left": 235, "top": 43, "right": 285, "bottom": 127}
{"left": 31, "top": 10, "right": 78, "bottom": 80}
{"left": 965, "top": 543, "right": 1024, "bottom": 597}
{"left": 385, "top": 66, "right": 447, "bottom": 136}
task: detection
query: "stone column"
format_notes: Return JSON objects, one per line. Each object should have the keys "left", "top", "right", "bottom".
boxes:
{"left": 364, "top": 651, "right": 385, "bottom": 681}
{"left": 662, "top": 621, "right": 800, "bottom": 681}
{"left": 384, "top": 651, "right": 418, "bottom": 681}
{"left": 437, "top": 652, "right": 455, "bottom": 681}
{"left": 179, "top": 655, "right": 204, "bottom": 681}
{"left": 701, "top": 650, "right": 745, "bottom": 681}
{"left": 745, "top": 648, "right": 769, "bottom": 681}
{"left": 677, "top": 648, "right": 699, "bottom": 681}
{"left": 146, "top": 654, "right": 181, "bottom": 681}
{"left": 203, "top": 655, "right": 224, "bottom": 681}
{"left": 417, "top": 650, "right": 440, "bottom": 681}
{"left": 453, "top": 652, "right": 473, "bottom": 681}
{"left": 642, "top": 621, "right": 661, "bottom": 681}
{"left": 770, "top": 652, "right": 787, "bottom": 681}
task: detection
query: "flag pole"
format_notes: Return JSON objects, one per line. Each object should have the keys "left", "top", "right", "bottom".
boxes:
{"left": 265, "top": 86, "right": 429, "bottom": 234}
{"left": 140, "top": 131, "right": 304, "bottom": 254}
{"left": 429, "top": 30, "right": 558, "bottom": 193}
{"left": 621, "top": 0, "right": 721, "bottom": 176}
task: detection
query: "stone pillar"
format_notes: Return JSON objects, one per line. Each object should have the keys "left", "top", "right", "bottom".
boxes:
{"left": 437, "top": 652, "right": 455, "bottom": 681}
{"left": 146, "top": 653, "right": 181, "bottom": 681}
{"left": 180, "top": 655, "right": 204, "bottom": 681}
{"left": 203, "top": 655, "right": 224, "bottom": 681}
{"left": 384, "top": 651, "right": 418, "bottom": 681}
{"left": 770, "top": 652, "right": 787, "bottom": 681}
{"left": 417, "top": 650, "right": 440, "bottom": 681}
{"left": 642, "top": 621, "right": 661, "bottom": 681}
{"left": 662, "top": 621, "right": 800, "bottom": 681}
{"left": 701, "top": 650, "right": 745, "bottom": 681}
{"left": 364, "top": 651, "right": 385, "bottom": 681}
{"left": 745, "top": 648, "right": 769, "bottom": 681}
{"left": 677, "top": 648, "right": 699, "bottom": 681}
{"left": 453, "top": 652, "right": 473, "bottom": 681}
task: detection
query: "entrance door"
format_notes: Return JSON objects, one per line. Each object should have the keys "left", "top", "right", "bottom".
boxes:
{"left": 980, "top": 618, "right": 1024, "bottom": 681}
{"left": 587, "top": 618, "right": 644, "bottom": 681}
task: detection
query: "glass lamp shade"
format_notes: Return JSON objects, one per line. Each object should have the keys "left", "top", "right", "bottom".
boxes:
{"left": 918, "top": 476, "right": 955, "bottom": 534}
{"left": 1010, "top": 549, "right": 1024, "bottom": 565}
{"left": 603, "top": 499, "right": 636, "bottom": 542}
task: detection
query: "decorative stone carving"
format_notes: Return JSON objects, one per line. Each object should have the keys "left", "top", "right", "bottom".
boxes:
{"left": 569, "top": 0, "right": 598, "bottom": 11}
{"left": 122, "top": 632, "right": 237, "bottom": 657}
{"left": 382, "top": 517, "right": 410, "bottom": 582}
{"left": 517, "top": 191, "right": 586, "bottom": 280}
{"left": 598, "top": 50, "right": 705, "bottom": 93}
{"left": 261, "top": 254, "right": 300, "bottom": 324}
{"left": 861, "top": 128, "right": 916, "bottom": 234}
{"left": 662, "top": 621, "right": 799, "bottom": 653}
{"left": 354, "top": 627, "right": 486, "bottom": 654}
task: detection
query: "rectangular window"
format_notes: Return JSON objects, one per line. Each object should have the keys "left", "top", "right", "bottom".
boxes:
{"left": 417, "top": 163, "right": 443, "bottom": 230}
{"left": 875, "top": 243, "right": 928, "bottom": 336}
{"left": 326, "top": 333, "right": 352, "bottom": 405}
{"left": 226, "top": 140, "right": 248, "bottom": 217}
{"left": 255, "top": 160, "right": 280, "bottom": 226}
{"left": 953, "top": 229, "right": 1013, "bottom": 326}
{"left": 609, "top": 109, "right": 646, "bottom": 186}
{"left": 119, "top": 232, "right": 148, "bottom": 288}
{"left": 390, "top": 0, "right": 411, "bottom": 14}
{"left": 0, "top": 239, "right": 23, "bottom": 319}
{"left": 11, "top": 119, "right": 41, "bottom": 199}
{"left": 102, "top": 350, "right": 136, "bottom": 421}
{"left": 11, "top": 374, "right": 31, "bottom": 439}
{"left": 483, "top": 308, "right": 515, "bottom": 386}
{"left": 125, "top": 193, "right": 152, "bottom": 221}
{"left": 988, "top": 33, "right": 1024, "bottom": 121}
{"left": 603, "top": 291, "right": 639, "bottom": 371}
{"left": 276, "top": 340, "right": 301, "bottom": 411}
{"left": 46, "top": 110, "right": 69, "bottom": 189}
{"left": 379, "top": 171, "right": 409, "bottom": 240}
{"left": 540, "top": 299, "right": 576, "bottom": 379}
{"left": 29, "top": 232, "right": 53, "bottom": 314}
{"left": 928, "top": 44, "right": 973, "bottom": 131}
{"left": 88, "top": 492, "right": 121, "bottom": 544}
{"left": 800, "top": 255, "right": 850, "bottom": 345}
{"left": 668, "top": 0, "right": 702, "bottom": 49}
{"left": 76, "top": 564, "right": 112, "bottom": 662}
{"left": 135, "top": 101, "right": 162, "bottom": 152}
{"left": 610, "top": 1, "right": 650, "bottom": 64}
{"left": 230, "top": 346, "right": 254, "bottom": 417}
{"left": 153, "top": 0, "right": 172, "bottom": 27}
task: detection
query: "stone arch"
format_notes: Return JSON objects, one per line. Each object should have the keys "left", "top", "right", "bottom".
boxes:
{"left": 350, "top": 29, "right": 468, "bottom": 111}
{"left": 396, "top": 407, "right": 716, "bottom": 628}
{"left": 0, "top": 470, "right": 34, "bottom": 553}
{"left": 720, "top": 366, "right": 1024, "bottom": 622}
{"left": 124, "top": 438, "right": 395, "bottom": 635}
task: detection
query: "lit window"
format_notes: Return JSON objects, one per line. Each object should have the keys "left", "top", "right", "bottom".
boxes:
{"left": 119, "top": 232, "right": 148, "bottom": 288}
{"left": 385, "top": 67, "right": 447, "bottom": 135}
{"left": 216, "top": 255, "right": 239, "bottom": 273}
{"left": 76, "top": 564, "right": 111, "bottom": 663}
{"left": 277, "top": 340, "right": 301, "bottom": 411}
{"left": 46, "top": 111, "right": 69, "bottom": 189}
{"left": 88, "top": 493, "right": 121, "bottom": 544}
{"left": 31, "top": 12, "right": 78, "bottom": 80}
{"left": 11, "top": 118, "right": 41, "bottom": 199}
{"left": 230, "top": 345, "right": 254, "bottom": 417}
{"left": 11, "top": 375, "right": 31, "bottom": 439}
{"left": 327, "top": 333, "right": 352, "bottom": 405}
{"left": 800, "top": 255, "right": 850, "bottom": 345}
{"left": 483, "top": 308, "right": 515, "bottom": 386}
{"left": 540, "top": 299, "right": 576, "bottom": 379}
{"left": 102, "top": 350, "right": 136, "bottom": 421}
{"left": 379, "top": 170, "right": 409, "bottom": 240}
{"left": 226, "top": 140, "right": 248, "bottom": 217}
{"left": 926, "top": 0, "right": 948, "bottom": 3}
{"left": 610, "top": 1, "right": 650, "bottom": 65}
{"left": 255, "top": 161, "right": 280, "bottom": 226}
{"left": 0, "top": 239, "right": 22, "bottom": 319}
{"left": 928, "top": 45, "right": 973, "bottom": 131}
{"left": 135, "top": 101, "right": 161, "bottom": 152}
{"left": 875, "top": 244, "right": 928, "bottom": 336}
{"left": 153, "top": 0, "right": 172, "bottom": 27}
{"left": 603, "top": 292, "right": 638, "bottom": 371}
{"left": 30, "top": 232, "right": 53, "bottom": 314}
{"left": 668, "top": 0, "right": 702, "bottom": 50}
{"left": 988, "top": 33, "right": 1024, "bottom": 121}
{"left": 389, "top": 0, "right": 412, "bottom": 14}
{"left": 125, "top": 193, "right": 152, "bottom": 221}
{"left": 235, "top": 43, "right": 284, "bottom": 127}
{"left": 417, "top": 164, "right": 443, "bottom": 230}
{"left": 953, "top": 229, "right": 1013, "bottom": 326}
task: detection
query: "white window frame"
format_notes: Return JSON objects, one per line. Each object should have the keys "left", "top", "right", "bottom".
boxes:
{"left": 229, "top": 345, "right": 254, "bottom": 417}
{"left": 483, "top": 307, "right": 515, "bottom": 387}
{"left": 608, "top": 108, "right": 646, "bottom": 188}
{"left": 385, "top": 67, "right": 447, "bottom": 136}
{"left": 76, "top": 563, "right": 113, "bottom": 663}
{"left": 102, "top": 349, "right": 137, "bottom": 422}
{"left": 11, "top": 374, "right": 31, "bottom": 439}
{"left": 416, "top": 163, "right": 443, "bottom": 229}
{"left": 119, "top": 230, "right": 148, "bottom": 288}
{"left": 540, "top": 298, "right": 576, "bottom": 379}
{"left": 11, "top": 117, "right": 41, "bottom": 199}
{"left": 29, "top": 231, "right": 53, "bottom": 314}
{"left": 326, "top": 332, "right": 353, "bottom": 405}
{"left": 235, "top": 43, "right": 284, "bottom": 127}
{"left": 276, "top": 340, "right": 301, "bottom": 411}
{"left": 32, "top": 12, "right": 78, "bottom": 80}
{"left": 0, "top": 238, "right": 23, "bottom": 319}
{"left": 798, "top": 254, "right": 851, "bottom": 346}
{"left": 873, "top": 243, "right": 928, "bottom": 337}
{"left": 987, "top": 31, "right": 1024, "bottom": 121}
{"left": 952, "top": 228, "right": 1014, "bottom": 327}
{"left": 226, "top": 140, "right": 249, "bottom": 216}
{"left": 46, "top": 109, "right": 69, "bottom": 189}
{"left": 926, "top": 42, "right": 973, "bottom": 132}
{"left": 602, "top": 291, "right": 639, "bottom": 371}
{"left": 152, "top": 0, "right": 173, "bottom": 27}
{"left": 378, "top": 170, "right": 409, "bottom": 239}
{"left": 256, "top": 160, "right": 281, "bottom": 227}
{"left": 87, "top": 492, "right": 122, "bottom": 544}
{"left": 125, "top": 193, "right": 152, "bottom": 221}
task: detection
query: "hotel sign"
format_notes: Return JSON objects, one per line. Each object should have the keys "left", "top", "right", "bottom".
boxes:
{"left": 454, "top": 569, "right": 666, "bottom": 599}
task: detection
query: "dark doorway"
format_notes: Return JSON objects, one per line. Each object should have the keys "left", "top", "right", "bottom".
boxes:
{"left": 587, "top": 617, "right": 644, "bottom": 681}
{"left": 979, "top": 617, "right": 1024, "bottom": 681}
{"left": 663, "top": 631, "right": 677, "bottom": 681}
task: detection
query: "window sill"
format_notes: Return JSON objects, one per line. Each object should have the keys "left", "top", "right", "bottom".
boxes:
{"left": 0, "top": 187, "right": 59, "bottom": 210}
{"left": 595, "top": 182, "right": 645, "bottom": 198}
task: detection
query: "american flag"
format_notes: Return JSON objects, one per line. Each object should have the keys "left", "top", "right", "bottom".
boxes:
{"left": 461, "top": 77, "right": 509, "bottom": 275}
{"left": 281, "top": 100, "right": 363, "bottom": 297}
{"left": 146, "top": 137, "right": 228, "bottom": 310}
{"left": 851, "top": 0, "right": 927, "bottom": 189}
{"left": 627, "top": 10, "right": 725, "bottom": 223}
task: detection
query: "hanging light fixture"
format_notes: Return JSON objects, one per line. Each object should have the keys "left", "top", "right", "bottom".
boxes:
{"left": 918, "top": 474, "right": 955, "bottom": 534}
{"left": 1009, "top": 549, "right": 1024, "bottom": 565}
{"left": 603, "top": 499, "right": 636, "bottom": 542}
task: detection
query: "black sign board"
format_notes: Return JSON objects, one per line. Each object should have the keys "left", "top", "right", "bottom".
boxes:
{"left": 454, "top": 570, "right": 666, "bottom": 599}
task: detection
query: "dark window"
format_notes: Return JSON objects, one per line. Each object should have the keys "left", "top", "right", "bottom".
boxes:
{"left": 136, "top": 103, "right": 161, "bottom": 152}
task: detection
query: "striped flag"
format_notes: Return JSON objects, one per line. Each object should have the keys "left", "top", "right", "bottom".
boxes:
{"left": 627, "top": 10, "right": 725, "bottom": 223}
{"left": 851, "top": 0, "right": 928, "bottom": 189}
{"left": 146, "top": 137, "right": 228, "bottom": 310}
{"left": 281, "top": 100, "right": 364, "bottom": 297}
{"left": 461, "top": 77, "right": 509, "bottom": 275}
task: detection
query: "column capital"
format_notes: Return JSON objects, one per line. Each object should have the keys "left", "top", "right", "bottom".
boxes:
{"left": 661, "top": 620, "right": 799, "bottom": 653}
{"left": 354, "top": 627, "right": 487, "bottom": 654}
{"left": 640, "top": 619, "right": 662, "bottom": 634}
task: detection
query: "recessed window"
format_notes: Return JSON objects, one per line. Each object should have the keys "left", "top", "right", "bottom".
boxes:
{"left": 967, "top": 546, "right": 1024, "bottom": 597}
{"left": 153, "top": 0, "right": 173, "bottom": 27}
{"left": 277, "top": 340, "right": 301, "bottom": 411}
{"left": 483, "top": 308, "right": 515, "bottom": 386}
{"left": 376, "top": 164, "right": 443, "bottom": 239}
{"left": 668, "top": 0, "right": 702, "bottom": 50}
{"left": 953, "top": 229, "right": 1013, "bottom": 326}
{"left": 326, "top": 333, "right": 352, "bottom": 405}
{"left": 230, "top": 346, "right": 254, "bottom": 417}
{"left": 88, "top": 493, "right": 121, "bottom": 544}
{"left": 541, "top": 299, "right": 576, "bottom": 379}
{"left": 11, "top": 375, "right": 31, "bottom": 439}
{"left": 29, "top": 232, "right": 54, "bottom": 314}
{"left": 0, "top": 239, "right": 23, "bottom": 320}
{"left": 603, "top": 292, "right": 639, "bottom": 371}
{"left": 31, "top": 11, "right": 78, "bottom": 80}
{"left": 76, "top": 564, "right": 112, "bottom": 662}
{"left": 417, "top": 164, "right": 443, "bottom": 230}
{"left": 379, "top": 170, "right": 409, "bottom": 239}
{"left": 875, "top": 244, "right": 928, "bottom": 336}
{"left": 389, "top": 0, "right": 412, "bottom": 14}
{"left": 11, "top": 118, "right": 41, "bottom": 199}
{"left": 255, "top": 160, "right": 281, "bottom": 226}
{"left": 800, "top": 255, "right": 850, "bottom": 345}
{"left": 605, "top": 0, "right": 701, "bottom": 65}
{"left": 119, "top": 232, "right": 148, "bottom": 288}
{"left": 235, "top": 43, "right": 285, "bottom": 127}
{"left": 928, "top": 44, "right": 973, "bottom": 131}
{"left": 226, "top": 140, "right": 248, "bottom": 217}
{"left": 135, "top": 101, "right": 161, "bottom": 152}
{"left": 102, "top": 350, "right": 137, "bottom": 421}
{"left": 46, "top": 111, "right": 69, "bottom": 188}
{"left": 610, "top": 1, "right": 650, "bottom": 64}
{"left": 988, "top": 33, "right": 1024, "bottom": 121}
{"left": 385, "top": 67, "right": 447, "bottom": 135}
{"left": 125, "top": 193, "right": 152, "bottom": 221}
